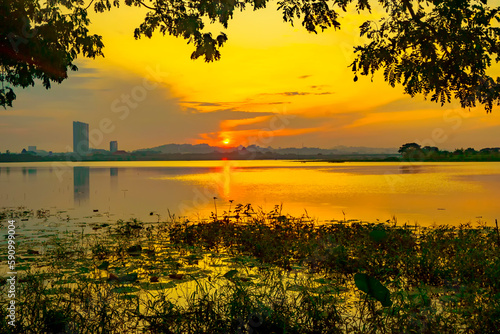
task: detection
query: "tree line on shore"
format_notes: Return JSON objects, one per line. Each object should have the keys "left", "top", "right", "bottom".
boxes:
{"left": 1, "top": 144, "right": 499, "bottom": 162}
{"left": 398, "top": 143, "right": 500, "bottom": 161}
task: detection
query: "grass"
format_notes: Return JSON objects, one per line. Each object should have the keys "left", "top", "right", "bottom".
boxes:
{"left": 1, "top": 205, "right": 499, "bottom": 333}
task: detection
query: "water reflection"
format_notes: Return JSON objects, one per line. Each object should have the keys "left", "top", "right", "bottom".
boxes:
{"left": 110, "top": 167, "right": 118, "bottom": 191}
{"left": 22, "top": 167, "right": 37, "bottom": 177}
{"left": 74, "top": 167, "right": 89, "bottom": 206}
{"left": 220, "top": 161, "right": 233, "bottom": 199}
{"left": 0, "top": 161, "right": 498, "bottom": 226}
{"left": 400, "top": 165, "right": 422, "bottom": 174}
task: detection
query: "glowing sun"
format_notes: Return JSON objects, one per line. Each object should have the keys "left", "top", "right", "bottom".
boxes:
{"left": 222, "top": 139, "right": 230, "bottom": 145}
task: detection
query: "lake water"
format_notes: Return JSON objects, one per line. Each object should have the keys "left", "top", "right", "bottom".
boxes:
{"left": 0, "top": 160, "right": 499, "bottom": 226}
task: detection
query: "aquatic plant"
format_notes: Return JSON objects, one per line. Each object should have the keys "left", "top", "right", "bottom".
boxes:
{"left": 0, "top": 207, "right": 499, "bottom": 333}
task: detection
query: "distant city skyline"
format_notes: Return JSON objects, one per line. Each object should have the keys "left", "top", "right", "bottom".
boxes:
{"left": 6, "top": 139, "right": 500, "bottom": 155}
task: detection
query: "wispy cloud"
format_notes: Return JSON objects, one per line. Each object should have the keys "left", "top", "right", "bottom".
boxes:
{"left": 181, "top": 101, "right": 225, "bottom": 107}
{"left": 262, "top": 91, "right": 334, "bottom": 96}
{"left": 282, "top": 92, "right": 310, "bottom": 96}
{"left": 220, "top": 115, "right": 273, "bottom": 129}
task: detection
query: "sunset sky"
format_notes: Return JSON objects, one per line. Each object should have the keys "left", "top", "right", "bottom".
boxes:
{"left": 2, "top": 2, "right": 500, "bottom": 153}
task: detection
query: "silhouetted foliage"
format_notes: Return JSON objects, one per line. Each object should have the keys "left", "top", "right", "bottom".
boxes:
{"left": 0, "top": 0, "right": 104, "bottom": 108}
{"left": 351, "top": 0, "right": 500, "bottom": 113}
{"left": 2, "top": 0, "right": 500, "bottom": 111}
{"left": 398, "top": 142, "right": 500, "bottom": 161}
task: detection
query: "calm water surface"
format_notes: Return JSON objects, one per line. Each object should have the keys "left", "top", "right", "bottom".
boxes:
{"left": 0, "top": 160, "right": 499, "bottom": 226}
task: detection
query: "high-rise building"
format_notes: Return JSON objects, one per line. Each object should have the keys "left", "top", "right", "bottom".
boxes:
{"left": 110, "top": 140, "right": 118, "bottom": 153}
{"left": 28, "top": 146, "right": 37, "bottom": 152}
{"left": 73, "top": 121, "right": 89, "bottom": 156}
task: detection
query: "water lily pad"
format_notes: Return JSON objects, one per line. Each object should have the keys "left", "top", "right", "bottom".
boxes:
{"left": 313, "top": 278, "right": 331, "bottom": 285}
{"left": 119, "top": 273, "right": 138, "bottom": 283}
{"left": 439, "top": 295, "right": 458, "bottom": 303}
{"left": 118, "top": 294, "right": 139, "bottom": 301}
{"left": 52, "top": 279, "right": 77, "bottom": 285}
{"left": 127, "top": 245, "right": 142, "bottom": 254}
{"left": 409, "top": 292, "right": 431, "bottom": 306}
{"left": 199, "top": 269, "right": 213, "bottom": 275}
{"left": 61, "top": 269, "right": 76, "bottom": 274}
{"left": 46, "top": 287, "right": 72, "bottom": 295}
{"left": 16, "top": 265, "right": 30, "bottom": 271}
{"left": 111, "top": 286, "right": 140, "bottom": 294}
{"left": 309, "top": 285, "right": 335, "bottom": 294}
{"left": 168, "top": 273, "right": 184, "bottom": 280}
{"left": 97, "top": 261, "right": 110, "bottom": 270}
{"left": 290, "top": 265, "right": 304, "bottom": 270}
{"left": 139, "top": 281, "right": 177, "bottom": 290}
{"left": 223, "top": 269, "right": 238, "bottom": 279}
{"left": 287, "top": 284, "right": 304, "bottom": 292}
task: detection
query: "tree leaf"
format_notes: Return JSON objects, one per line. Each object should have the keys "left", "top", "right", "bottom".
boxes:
{"left": 354, "top": 273, "right": 392, "bottom": 307}
{"left": 369, "top": 229, "right": 388, "bottom": 242}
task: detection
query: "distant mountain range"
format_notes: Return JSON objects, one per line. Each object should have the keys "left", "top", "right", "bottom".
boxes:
{"left": 134, "top": 143, "right": 398, "bottom": 155}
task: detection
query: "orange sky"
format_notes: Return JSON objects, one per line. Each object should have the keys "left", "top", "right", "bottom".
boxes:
{"left": 2, "top": 2, "right": 499, "bottom": 152}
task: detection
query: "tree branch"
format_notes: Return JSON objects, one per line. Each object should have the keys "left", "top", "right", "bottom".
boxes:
{"left": 84, "top": 0, "right": 96, "bottom": 10}
{"left": 401, "top": 0, "right": 435, "bottom": 34}
{"left": 400, "top": 0, "right": 450, "bottom": 59}
{"left": 138, "top": 1, "right": 156, "bottom": 10}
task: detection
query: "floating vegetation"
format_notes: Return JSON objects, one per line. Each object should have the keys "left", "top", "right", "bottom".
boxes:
{"left": 0, "top": 206, "right": 499, "bottom": 333}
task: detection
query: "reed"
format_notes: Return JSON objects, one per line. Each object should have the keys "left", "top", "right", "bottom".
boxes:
{"left": 0, "top": 206, "right": 499, "bottom": 333}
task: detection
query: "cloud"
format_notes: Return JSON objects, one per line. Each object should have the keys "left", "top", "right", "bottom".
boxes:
{"left": 220, "top": 115, "right": 273, "bottom": 129}
{"left": 181, "top": 101, "right": 224, "bottom": 107}
{"left": 371, "top": 96, "right": 454, "bottom": 113}
{"left": 282, "top": 91, "right": 309, "bottom": 96}
{"left": 72, "top": 65, "right": 101, "bottom": 79}
{"left": 298, "top": 75, "right": 312, "bottom": 79}
{"left": 72, "top": 59, "right": 100, "bottom": 74}
{"left": 195, "top": 109, "right": 274, "bottom": 118}
{"left": 259, "top": 91, "right": 334, "bottom": 97}
{"left": 179, "top": 100, "right": 259, "bottom": 113}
